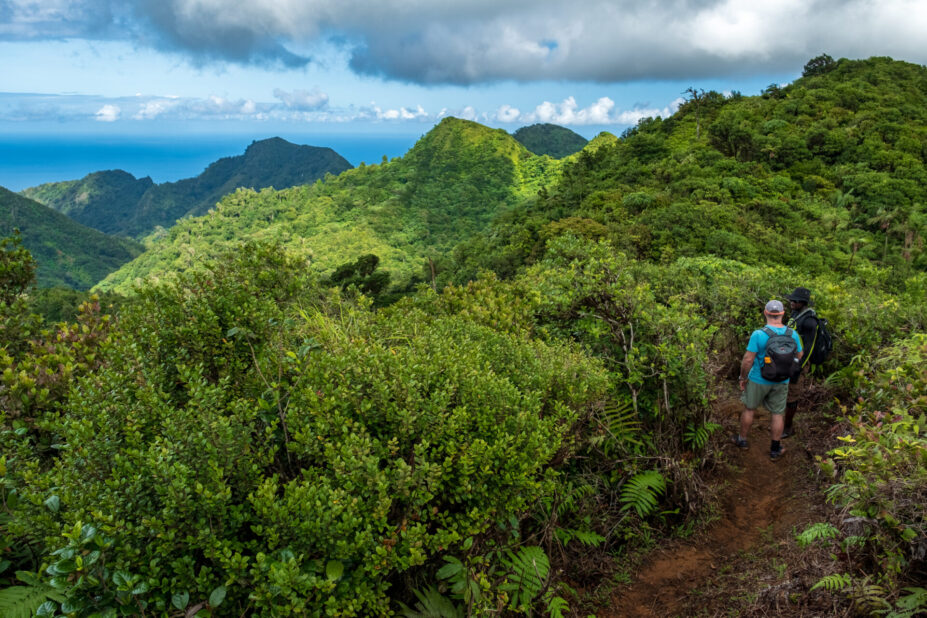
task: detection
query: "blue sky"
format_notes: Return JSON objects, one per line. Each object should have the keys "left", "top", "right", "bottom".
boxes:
{"left": 1, "top": 0, "right": 926, "bottom": 138}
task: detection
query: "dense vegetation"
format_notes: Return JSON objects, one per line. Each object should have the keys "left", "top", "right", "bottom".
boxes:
{"left": 511, "top": 124, "right": 588, "bottom": 158}
{"left": 0, "top": 188, "right": 143, "bottom": 289}
{"left": 22, "top": 138, "right": 353, "bottom": 239}
{"left": 96, "top": 118, "right": 564, "bottom": 295}
{"left": 1, "top": 56, "right": 926, "bottom": 616}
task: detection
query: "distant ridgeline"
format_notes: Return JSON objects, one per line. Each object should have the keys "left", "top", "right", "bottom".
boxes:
{"left": 0, "top": 186, "right": 142, "bottom": 289}
{"left": 95, "top": 118, "right": 567, "bottom": 294}
{"left": 21, "top": 137, "right": 353, "bottom": 239}
{"left": 512, "top": 123, "right": 589, "bottom": 158}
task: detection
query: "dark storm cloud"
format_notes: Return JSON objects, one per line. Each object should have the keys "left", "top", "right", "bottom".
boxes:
{"left": 2, "top": 0, "right": 925, "bottom": 83}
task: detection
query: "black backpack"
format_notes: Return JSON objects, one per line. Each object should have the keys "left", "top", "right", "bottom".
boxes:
{"left": 760, "top": 327, "right": 801, "bottom": 382}
{"left": 791, "top": 309, "right": 833, "bottom": 365}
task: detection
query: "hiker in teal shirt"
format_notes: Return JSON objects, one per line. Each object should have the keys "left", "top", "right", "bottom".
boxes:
{"left": 733, "top": 300, "right": 803, "bottom": 461}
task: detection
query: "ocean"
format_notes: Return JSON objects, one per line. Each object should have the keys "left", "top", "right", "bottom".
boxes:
{"left": 0, "top": 133, "right": 421, "bottom": 192}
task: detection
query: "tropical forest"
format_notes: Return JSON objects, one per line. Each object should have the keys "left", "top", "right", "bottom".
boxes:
{"left": 1, "top": 55, "right": 926, "bottom": 617}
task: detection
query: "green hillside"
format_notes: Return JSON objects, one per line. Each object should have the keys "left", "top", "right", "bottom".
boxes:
{"left": 3, "top": 57, "right": 927, "bottom": 617}
{"left": 0, "top": 186, "right": 143, "bottom": 289}
{"left": 512, "top": 122, "right": 589, "bottom": 158}
{"left": 22, "top": 137, "right": 353, "bottom": 238}
{"left": 96, "top": 118, "right": 564, "bottom": 294}
{"left": 454, "top": 56, "right": 927, "bottom": 281}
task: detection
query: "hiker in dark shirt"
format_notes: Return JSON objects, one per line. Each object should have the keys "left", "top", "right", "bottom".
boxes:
{"left": 784, "top": 287, "right": 818, "bottom": 438}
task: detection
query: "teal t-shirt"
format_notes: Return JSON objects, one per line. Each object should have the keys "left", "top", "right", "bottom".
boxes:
{"left": 746, "top": 325, "right": 803, "bottom": 385}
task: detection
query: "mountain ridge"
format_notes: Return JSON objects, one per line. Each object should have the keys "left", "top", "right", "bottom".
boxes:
{"left": 95, "top": 117, "right": 568, "bottom": 294}
{"left": 22, "top": 137, "right": 353, "bottom": 238}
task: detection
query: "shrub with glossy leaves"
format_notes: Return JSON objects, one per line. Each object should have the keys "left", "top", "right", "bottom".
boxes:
{"left": 10, "top": 242, "right": 607, "bottom": 616}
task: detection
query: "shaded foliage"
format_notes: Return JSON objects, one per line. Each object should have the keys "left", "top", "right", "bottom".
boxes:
{"left": 0, "top": 187, "right": 143, "bottom": 289}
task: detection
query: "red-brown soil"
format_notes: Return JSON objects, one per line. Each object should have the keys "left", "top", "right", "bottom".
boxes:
{"left": 604, "top": 393, "right": 845, "bottom": 617}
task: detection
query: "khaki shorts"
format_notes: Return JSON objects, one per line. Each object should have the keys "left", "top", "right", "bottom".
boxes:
{"left": 741, "top": 379, "right": 789, "bottom": 414}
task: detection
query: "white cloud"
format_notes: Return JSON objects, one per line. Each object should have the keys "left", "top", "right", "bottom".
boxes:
{"left": 495, "top": 95, "right": 683, "bottom": 126}
{"left": 615, "top": 97, "right": 685, "bottom": 125}
{"left": 273, "top": 87, "right": 329, "bottom": 110}
{"left": 495, "top": 104, "right": 520, "bottom": 123}
{"left": 458, "top": 106, "right": 479, "bottom": 121}
{"left": 133, "top": 99, "right": 179, "bottom": 119}
{"left": 3, "top": 1, "right": 926, "bottom": 83}
{"left": 523, "top": 96, "right": 614, "bottom": 125}
{"left": 94, "top": 104, "right": 120, "bottom": 122}
{"left": 369, "top": 104, "right": 429, "bottom": 121}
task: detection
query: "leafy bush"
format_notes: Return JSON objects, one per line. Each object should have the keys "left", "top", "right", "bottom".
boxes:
{"left": 822, "top": 333, "right": 927, "bottom": 591}
{"left": 5, "top": 242, "right": 607, "bottom": 616}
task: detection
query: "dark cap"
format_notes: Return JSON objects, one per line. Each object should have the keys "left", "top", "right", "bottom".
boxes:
{"left": 786, "top": 287, "right": 811, "bottom": 303}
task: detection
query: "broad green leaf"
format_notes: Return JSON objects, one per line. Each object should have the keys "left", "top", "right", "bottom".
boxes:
{"left": 44, "top": 495, "right": 60, "bottom": 513}
{"left": 209, "top": 585, "right": 227, "bottom": 607}
{"left": 325, "top": 560, "right": 344, "bottom": 581}
{"left": 172, "top": 591, "right": 190, "bottom": 609}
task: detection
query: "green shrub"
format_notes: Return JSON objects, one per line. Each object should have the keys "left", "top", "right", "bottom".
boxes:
{"left": 7, "top": 242, "right": 607, "bottom": 616}
{"left": 823, "top": 333, "right": 927, "bottom": 587}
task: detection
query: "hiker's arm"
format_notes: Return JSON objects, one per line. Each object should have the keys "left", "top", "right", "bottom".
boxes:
{"left": 739, "top": 351, "right": 755, "bottom": 390}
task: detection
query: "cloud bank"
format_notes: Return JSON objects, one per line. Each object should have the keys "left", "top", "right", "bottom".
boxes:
{"left": 0, "top": 91, "right": 679, "bottom": 128}
{"left": 1, "top": 0, "right": 925, "bottom": 84}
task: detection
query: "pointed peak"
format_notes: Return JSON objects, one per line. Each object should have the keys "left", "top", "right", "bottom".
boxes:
{"left": 410, "top": 117, "right": 525, "bottom": 161}
{"left": 585, "top": 132, "right": 618, "bottom": 151}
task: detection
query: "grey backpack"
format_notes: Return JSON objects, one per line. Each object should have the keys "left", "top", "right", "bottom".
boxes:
{"left": 760, "top": 327, "right": 800, "bottom": 382}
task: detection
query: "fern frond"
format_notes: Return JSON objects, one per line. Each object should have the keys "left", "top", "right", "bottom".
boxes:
{"left": 895, "top": 587, "right": 927, "bottom": 613}
{"left": 852, "top": 583, "right": 892, "bottom": 612}
{"left": 0, "top": 585, "right": 64, "bottom": 618}
{"left": 555, "top": 481, "right": 596, "bottom": 519}
{"left": 500, "top": 546, "right": 550, "bottom": 611}
{"left": 553, "top": 527, "right": 606, "bottom": 548}
{"left": 398, "top": 587, "right": 464, "bottom": 618}
{"left": 810, "top": 572, "right": 852, "bottom": 592}
{"left": 796, "top": 522, "right": 840, "bottom": 548}
{"left": 600, "top": 400, "right": 641, "bottom": 445}
{"left": 683, "top": 421, "right": 722, "bottom": 449}
{"left": 619, "top": 470, "right": 666, "bottom": 517}
{"left": 546, "top": 595, "right": 569, "bottom": 618}
{"left": 841, "top": 535, "right": 866, "bottom": 550}
{"left": 572, "top": 529, "right": 606, "bottom": 547}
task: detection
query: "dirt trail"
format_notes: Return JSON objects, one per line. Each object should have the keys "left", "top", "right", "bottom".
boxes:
{"left": 605, "top": 396, "right": 828, "bottom": 618}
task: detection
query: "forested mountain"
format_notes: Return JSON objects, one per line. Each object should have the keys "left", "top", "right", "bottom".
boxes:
{"left": 2, "top": 57, "right": 926, "bottom": 618}
{"left": 512, "top": 122, "right": 589, "bottom": 158}
{"left": 21, "top": 137, "right": 353, "bottom": 238}
{"left": 454, "top": 56, "right": 927, "bottom": 281}
{"left": 96, "top": 118, "right": 564, "bottom": 294}
{"left": 0, "top": 186, "right": 143, "bottom": 288}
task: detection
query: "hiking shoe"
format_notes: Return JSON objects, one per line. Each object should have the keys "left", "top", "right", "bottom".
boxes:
{"left": 732, "top": 435, "right": 749, "bottom": 449}
{"left": 770, "top": 446, "right": 786, "bottom": 461}
{"left": 781, "top": 427, "right": 794, "bottom": 439}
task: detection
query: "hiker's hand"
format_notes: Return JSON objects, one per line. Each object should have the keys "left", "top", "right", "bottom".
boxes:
{"left": 739, "top": 378, "right": 746, "bottom": 391}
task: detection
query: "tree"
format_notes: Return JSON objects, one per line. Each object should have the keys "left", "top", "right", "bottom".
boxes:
{"left": 683, "top": 87, "right": 706, "bottom": 139}
{"left": 803, "top": 54, "right": 837, "bottom": 77}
